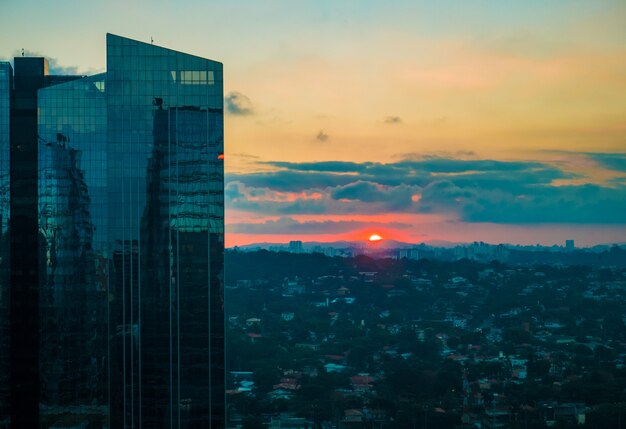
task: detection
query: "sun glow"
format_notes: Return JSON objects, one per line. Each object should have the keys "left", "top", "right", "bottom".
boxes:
{"left": 369, "top": 234, "right": 383, "bottom": 242}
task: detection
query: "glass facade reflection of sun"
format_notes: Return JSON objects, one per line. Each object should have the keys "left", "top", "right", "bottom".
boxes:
{"left": 0, "top": 35, "right": 224, "bottom": 428}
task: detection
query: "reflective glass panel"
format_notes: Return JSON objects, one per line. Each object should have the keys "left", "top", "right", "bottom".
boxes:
{"left": 0, "top": 61, "right": 11, "bottom": 427}
{"left": 106, "top": 34, "right": 224, "bottom": 428}
{"left": 38, "top": 73, "right": 108, "bottom": 427}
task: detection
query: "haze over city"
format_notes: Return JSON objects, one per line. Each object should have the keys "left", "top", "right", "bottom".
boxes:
{"left": 2, "top": 0, "right": 625, "bottom": 247}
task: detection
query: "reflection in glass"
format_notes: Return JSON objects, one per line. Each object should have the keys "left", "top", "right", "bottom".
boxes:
{"left": 106, "top": 34, "right": 224, "bottom": 428}
{"left": 1, "top": 34, "right": 223, "bottom": 429}
{"left": 0, "top": 61, "right": 11, "bottom": 428}
{"left": 38, "top": 74, "right": 108, "bottom": 427}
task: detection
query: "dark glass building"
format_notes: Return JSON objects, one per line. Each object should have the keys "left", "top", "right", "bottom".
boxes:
{"left": 0, "top": 61, "right": 12, "bottom": 429}
{"left": 0, "top": 34, "right": 224, "bottom": 429}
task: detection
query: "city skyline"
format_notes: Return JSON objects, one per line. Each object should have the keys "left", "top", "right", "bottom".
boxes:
{"left": 1, "top": 1, "right": 625, "bottom": 247}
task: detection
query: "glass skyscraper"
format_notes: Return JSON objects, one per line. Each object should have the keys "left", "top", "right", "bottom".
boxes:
{"left": 0, "top": 61, "right": 12, "bottom": 429}
{"left": 1, "top": 34, "right": 224, "bottom": 429}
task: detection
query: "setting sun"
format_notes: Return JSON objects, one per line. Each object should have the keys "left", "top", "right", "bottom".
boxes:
{"left": 369, "top": 234, "right": 383, "bottom": 242}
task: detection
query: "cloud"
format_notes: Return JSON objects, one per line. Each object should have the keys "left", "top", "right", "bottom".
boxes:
{"left": 227, "top": 171, "right": 360, "bottom": 192}
{"left": 418, "top": 180, "right": 626, "bottom": 224}
{"left": 267, "top": 161, "right": 367, "bottom": 173}
{"left": 586, "top": 153, "right": 626, "bottom": 173}
{"left": 330, "top": 181, "right": 419, "bottom": 210}
{"left": 331, "top": 181, "right": 387, "bottom": 201}
{"left": 226, "top": 181, "right": 330, "bottom": 215}
{"left": 48, "top": 59, "right": 82, "bottom": 75}
{"left": 225, "top": 156, "right": 626, "bottom": 224}
{"left": 397, "top": 150, "right": 476, "bottom": 161}
{"left": 316, "top": 129, "right": 329, "bottom": 142}
{"left": 265, "top": 158, "right": 550, "bottom": 174}
{"left": 1, "top": 50, "right": 95, "bottom": 75}
{"left": 226, "top": 180, "right": 417, "bottom": 216}
{"left": 232, "top": 152, "right": 261, "bottom": 160}
{"left": 428, "top": 179, "right": 626, "bottom": 224}
{"left": 384, "top": 116, "right": 402, "bottom": 124}
{"left": 246, "top": 158, "right": 572, "bottom": 192}
{"left": 225, "top": 181, "right": 246, "bottom": 201}
{"left": 228, "top": 217, "right": 412, "bottom": 235}
{"left": 225, "top": 91, "right": 254, "bottom": 115}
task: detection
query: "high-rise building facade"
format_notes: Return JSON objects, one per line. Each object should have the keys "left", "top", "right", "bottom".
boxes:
{"left": 0, "top": 61, "right": 12, "bottom": 429}
{"left": 0, "top": 34, "right": 224, "bottom": 429}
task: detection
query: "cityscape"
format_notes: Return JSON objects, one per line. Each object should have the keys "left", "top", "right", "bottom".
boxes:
{"left": 1, "top": 1, "right": 626, "bottom": 429}
{"left": 224, "top": 247, "right": 626, "bottom": 428}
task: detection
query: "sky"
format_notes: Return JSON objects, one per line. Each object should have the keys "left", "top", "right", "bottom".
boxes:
{"left": 1, "top": 0, "right": 625, "bottom": 247}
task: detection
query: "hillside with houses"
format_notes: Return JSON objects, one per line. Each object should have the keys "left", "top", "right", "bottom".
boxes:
{"left": 225, "top": 250, "right": 626, "bottom": 429}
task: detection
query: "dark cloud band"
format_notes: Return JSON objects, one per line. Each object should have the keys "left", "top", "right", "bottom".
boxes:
{"left": 228, "top": 217, "right": 412, "bottom": 234}
{"left": 225, "top": 155, "right": 626, "bottom": 224}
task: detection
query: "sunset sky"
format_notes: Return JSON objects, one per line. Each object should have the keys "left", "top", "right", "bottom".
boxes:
{"left": 2, "top": 1, "right": 625, "bottom": 247}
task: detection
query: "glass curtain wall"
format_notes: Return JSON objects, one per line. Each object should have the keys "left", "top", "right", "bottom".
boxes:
{"left": 0, "top": 61, "right": 12, "bottom": 429}
{"left": 106, "top": 34, "right": 224, "bottom": 429}
{"left": 38, "top": 73, "right": 108, "bottom": 427}
{"left": 0, "top": 34, "right": 223, "bottom": 429}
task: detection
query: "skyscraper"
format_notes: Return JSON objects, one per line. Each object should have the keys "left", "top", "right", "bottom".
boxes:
{"left": 1, "top": 34, "right": 224, "bottom": 429}
{"left": 0, "top": 60, "right": 12, "bottom": 429}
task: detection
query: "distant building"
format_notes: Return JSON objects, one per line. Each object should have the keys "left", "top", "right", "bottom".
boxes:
{"left": 455, "top": 242, "right": 509, "bottom": 261}
{"left": 289, "top": 240, "right": 304, "bottom": 253}
{"left": 283, "top": 278, "right": 306, "bottom": 295}
{"left": 398, "top": 247, "right": 420, "bottom": 260}
{"left": 311, "top": 245, "right": 339, "bottom": 257}
{"left": 565, "top": 239, "right": 575, "bottom": 251}
{"left": 539, "top": 402, "right": 586, "bottom": 426}
{"left": 324, "top": 363, "right": 348, "bottom": 373}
